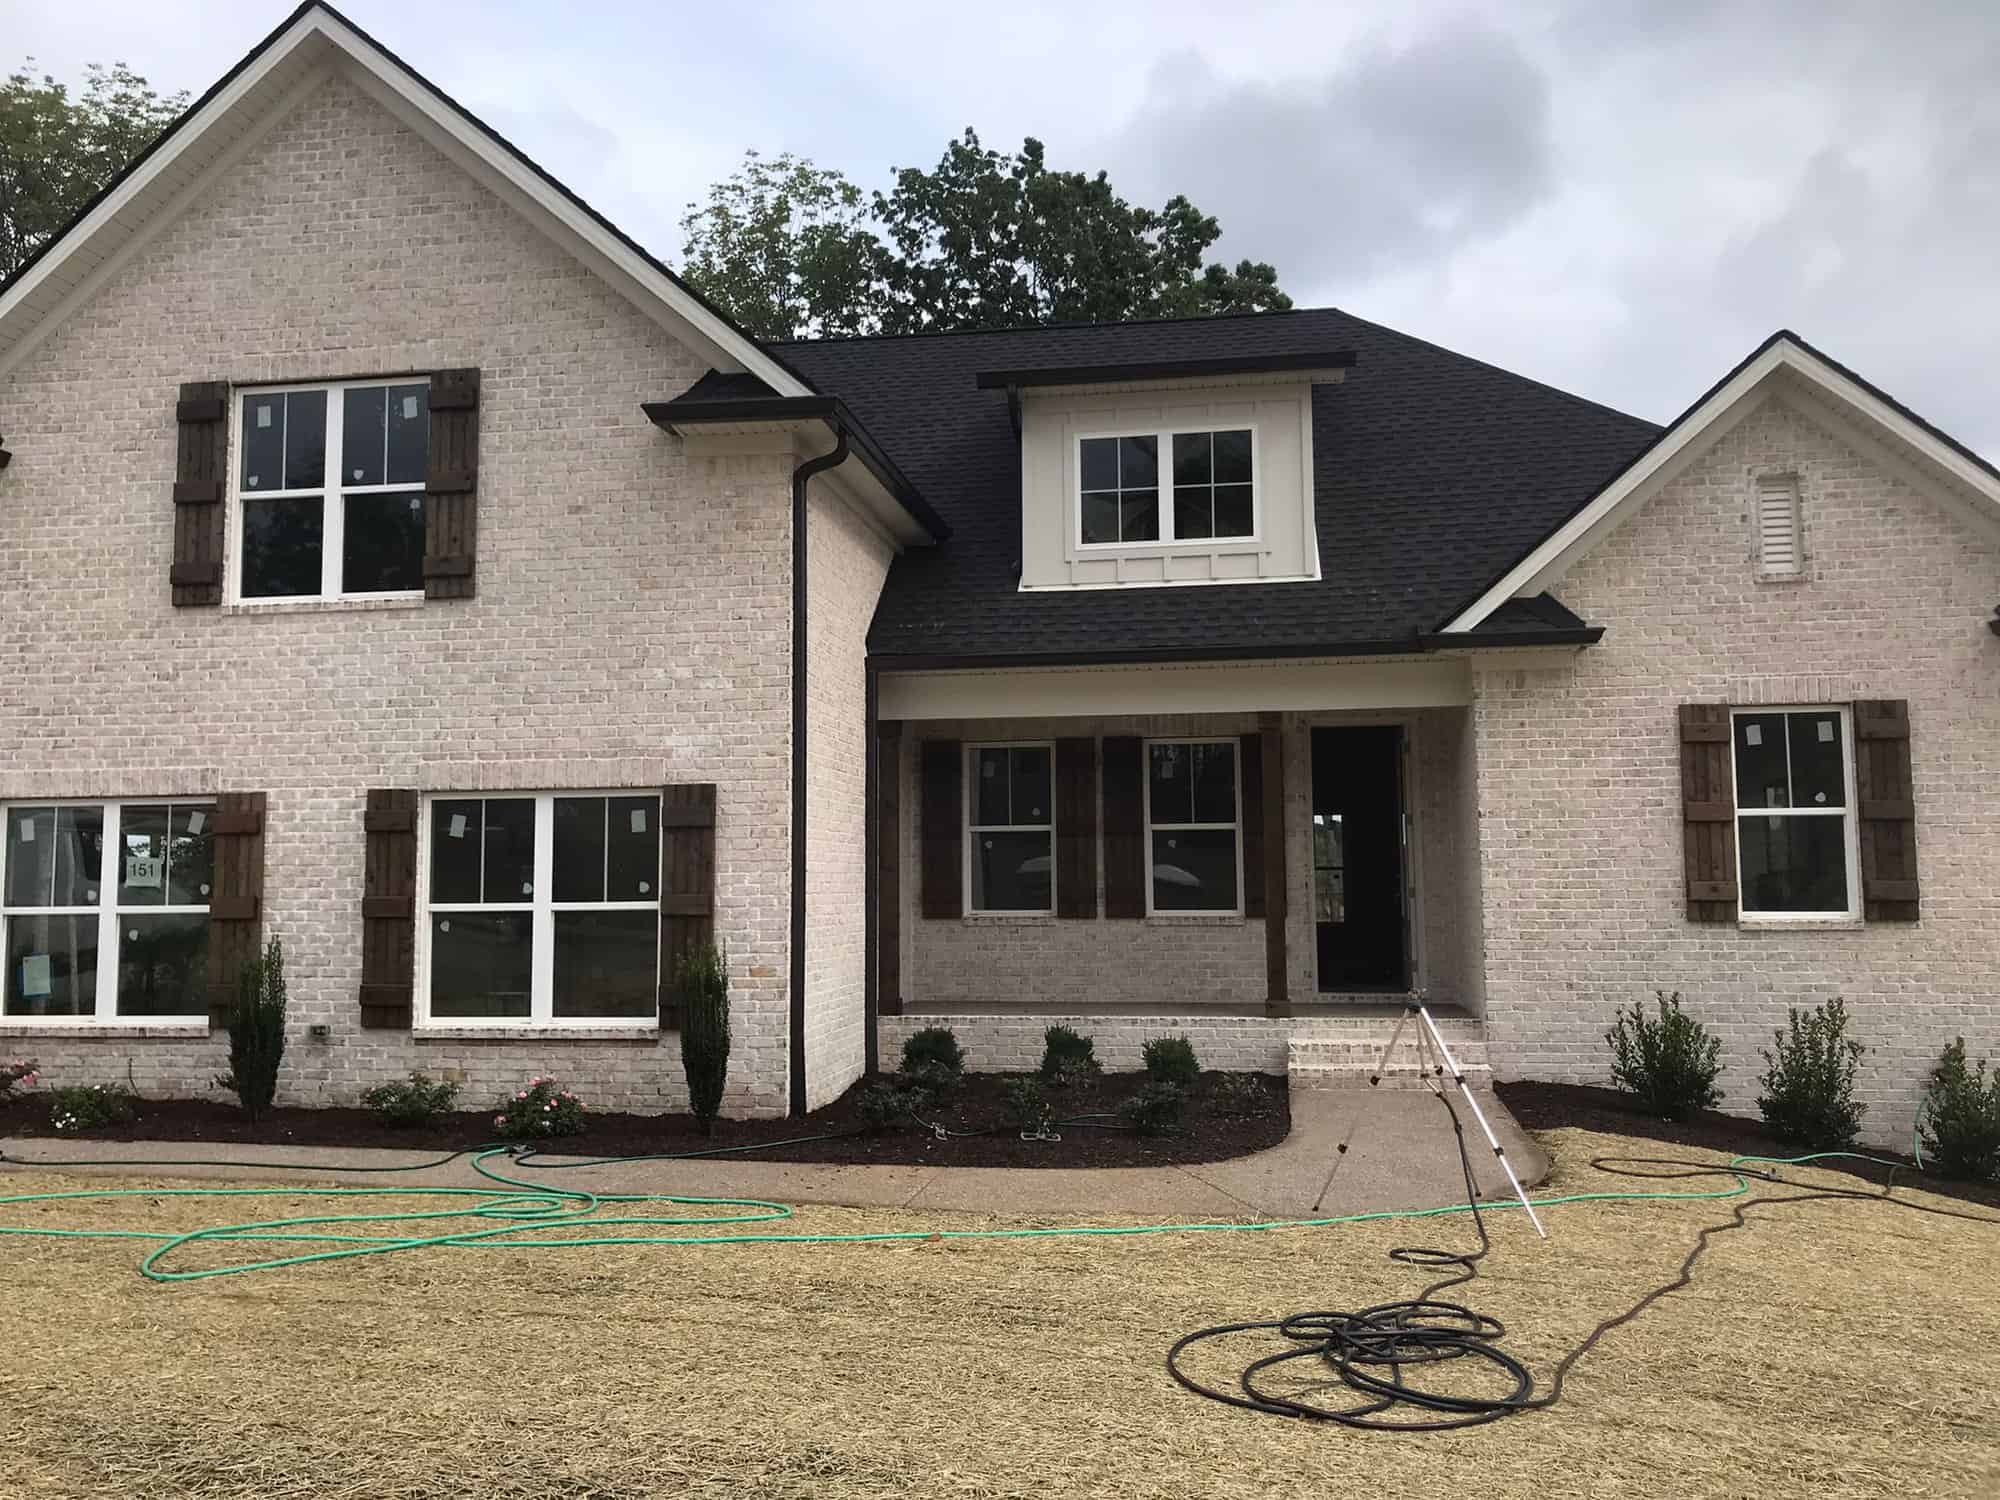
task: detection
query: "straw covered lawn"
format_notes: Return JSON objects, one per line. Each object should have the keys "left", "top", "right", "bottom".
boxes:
{"left": 1, "top": 1126, "right": 1997, "bottom": 1499}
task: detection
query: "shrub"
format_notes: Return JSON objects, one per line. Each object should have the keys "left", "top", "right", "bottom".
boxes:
{"left": 1122, "top": 1082, "right": 1187, "bottom": 1137}
{"left": 1142, "top": 1035, "right": 1200, "bottom": 1088}
{"left": 1206, "top": 1073, "right": 1276, "bottom": 1119}
{"left": 493, "top": 1077, "right": 586, "bottom": 1140}
{"left": 901, "top": 1027, "right": 965, "bottom": 1080}
{"left": 1757, "top": 997, "right": 1867, "bottom": 1148}
{"left": 857, "top": 1082, "right": 917, "bottom": 1132}
{"left": 50, "top": 1083, "right": 137, "bottom": 1136}
{"left": 899, "top": 1059, "right": 957, "bottom": 1107}
{"left": 1, "top": 1059, "right": 39, "bottom": 1102}
{"left": 362, "top": 1073, "right": 461, "bottom": 1128}
{"left": 1004, "top": 1077, "right": 1055, "bottom": 1136}
{"left": 216, "top": 936, "right": 287, "bottom": 1123}
{"left": 1920, "top": 1039, "right": 2000, "bottom": 1181}
{"left": 1039, "top": 1025, "right": 1100, "bottom": 1087}
{"left": 1605, "top": 991, "right": 1723, "bottom": 1122}
{"left": 676, "top": 943, "right": 730, "bottom": 1135}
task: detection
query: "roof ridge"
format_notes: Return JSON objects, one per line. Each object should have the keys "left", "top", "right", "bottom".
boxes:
{"left": 765, "top": 304, "right": 1346, "bottom": 348}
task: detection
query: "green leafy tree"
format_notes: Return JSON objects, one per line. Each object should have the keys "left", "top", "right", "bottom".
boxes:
{"left": 1, "top": 61, "right": 187, "bottom": 280}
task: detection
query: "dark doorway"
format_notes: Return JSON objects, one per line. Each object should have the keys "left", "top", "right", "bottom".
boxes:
{"left": 1312, "top": 726, "right": 1409, "bottom": 991}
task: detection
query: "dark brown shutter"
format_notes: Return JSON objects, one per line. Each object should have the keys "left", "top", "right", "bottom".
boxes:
{"left": 206, "top": 792, "right": 266, "bottom": 1027}
{"left": 359, "top": 789, "right": 419, "bottom": 1028}
{"left": 658, "top": 784, "right": 717, "bottom": 1028}
{"left": 1854, "top": 699, "right": 1920, "bottom": 920}
{"left": 876, "top": 722, "right": 904, "bottom": 1015}
{"left": 172, "top": 381, "right": 229, "bottom": 606}
{"left": 1101, "top": 735, "right": 1146, "bottom": 919}
{"left": 1239, "top": 731, "right": 1266, "bottom": 919}
{"left": 919, "top": 741, "right": 963, "bottom": 918}
{"left": 1054, "top": 737, "right": 1098, "bottom": 919}
{"left": 423, "top": 368, "right": 480, "bottom": 599}
{"left": 1680, "top": 703, "right": 1738, "bottom": 922}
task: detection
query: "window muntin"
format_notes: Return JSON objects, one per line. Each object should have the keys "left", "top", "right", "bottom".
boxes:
{"left": 1, "top": 801, "right": 214, "bottom": 1022}
{"left": 966, "top": 745, "right": 1054, "bottom": 913}
{"left": 1731, "top": 708, "right": 1859, "bottom": 918}
{"left": 1144, "top": 740, "right": 1241, "bottom": 914}
{"left": 421, "top": 793, "right": 662, "bottom": 1024}
{"left": 236, "top": 379, "right": 429, "bottom": 601}
{"left": 1079, "top": 427, "right": 1254, "bottom": 548}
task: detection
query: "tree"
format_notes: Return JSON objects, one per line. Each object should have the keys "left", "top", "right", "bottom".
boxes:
{"left": 1, "top": 62, "right": 188, "bottom": 281}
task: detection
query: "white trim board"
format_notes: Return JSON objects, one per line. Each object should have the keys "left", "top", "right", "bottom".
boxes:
{"left": 1439, "top": 334, "right": 2000, "bottom": 635}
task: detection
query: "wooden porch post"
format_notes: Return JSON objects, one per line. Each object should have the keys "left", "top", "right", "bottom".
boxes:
{"left": 876, "top": 719, "right": 904, "bottom": 1017}
{"left": 1260, "top": 712, "right": 1290, "bottom": 1018}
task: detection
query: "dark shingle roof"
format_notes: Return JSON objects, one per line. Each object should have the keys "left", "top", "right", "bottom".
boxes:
{"left": 770, "top": 308, "right": 1661, "bottom": 662}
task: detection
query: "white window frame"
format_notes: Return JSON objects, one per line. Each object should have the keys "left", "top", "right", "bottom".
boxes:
{"left": 416, "top": 791, "right": 664, "bottom": 1028}
{"left": 1141, "top": 737, "right": 1244, "bottom": 917}
{"left": 1728, "top": 705, "right": 1863, "bottom": 923}
{"left": 0, "top": 798, "right": 214, "bottom": 1027}
{"left": 963, "top": 742, "right": 1057, "bottom": 916}
{"left": 228, "top": 375, "right": 430, "bottom": 604}
{"left": 1074, "top": 424, "right": 1261, "bottom": 549}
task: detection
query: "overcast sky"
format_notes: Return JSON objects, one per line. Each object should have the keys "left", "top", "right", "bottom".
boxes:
{"left": 8, "top": 0, "right": 1996, "bottom": 454}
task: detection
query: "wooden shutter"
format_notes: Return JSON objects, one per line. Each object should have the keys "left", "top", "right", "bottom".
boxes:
{"left": 876, "top": 722, "right": 904, "bottom": 1015}
{"left": 1854, "top": 699, "right": 1920, "bottom": 921}
{"left": 1101, "top": 735, "right": 1146, "bottom": 919}
{"left": 1680, "top": 703, "right": 1738, "bottom": 922}
{"left": 1239, "top": 731, "right": 1266, "bottom": 919}
{"left": 423, "top": 368, "right": 480, "bottom": 600}
{"left": 919, "top": 741, "right": 962, "bottom": 918}
{"left": 206, "top": 792, "right": 266, "bottom": 1027}
{"left": 658, "top": 784, "right": 717, "bottom": 1029}
{"left": 359, "top": 789, "right": 419, "bottom": 1029}
{"left": 1054, "top": 738, "right": 1098, "bottom": 919}
{"left": 171, "top": 381, "right": 229, "bottom": 606}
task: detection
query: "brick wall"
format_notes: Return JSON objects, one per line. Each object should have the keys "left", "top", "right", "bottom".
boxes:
{"left": 1475, "top": 395, "right": 2000, "bottom": 1144}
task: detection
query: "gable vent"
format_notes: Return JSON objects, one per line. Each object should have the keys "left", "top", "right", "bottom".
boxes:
{"left": 1756, "top": 476, "right": 1802, "bottom": 578}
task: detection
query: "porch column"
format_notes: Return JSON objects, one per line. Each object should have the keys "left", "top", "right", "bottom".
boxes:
{"left": 875, "top": 718, "right": 903, "bottom": 1017}
{"left": 1260, "top": 712, "right": 1289, "bottom": 1018}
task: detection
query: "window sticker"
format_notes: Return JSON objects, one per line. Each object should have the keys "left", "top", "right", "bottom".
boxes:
{"left": 256, "top": 405, "right": 273, "bottom": 429}
{"left": 402, "top": 394, "right": 421, "bottom": 421}
{"left": 20, "top": 954, "right": 51, "bottom": 999}
{"left": 629, "top": 808, "right": 648, "bottom": 835}
{"left": 448, "top": 814, "right": 469, "bottom": 839}
{"left": 1744, "top": 724, "right": 1762, "bottom": 747}
{"left": 17, "top": 820, "right": 32, "bottom": 843}
{"left": 638, "top": 881, "right": 650, "bottom": 894}
{"left": 126, "top": 854, "right": 164, "bottom": 889}
{"left": 186, "top": 810, "right": 206, "bottom": 835}
{"left": 1817, "top": 719, "right": 1836, "bottom": 743}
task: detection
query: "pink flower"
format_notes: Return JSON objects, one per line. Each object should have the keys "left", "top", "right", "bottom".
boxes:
{"left": 516, "top": 1091, "right": 528, "bottom": 1101}
{"left": 493, "top": 1114, "right": 505, "bottom": 1126}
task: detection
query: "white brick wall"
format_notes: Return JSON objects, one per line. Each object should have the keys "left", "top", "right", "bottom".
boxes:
{"left": 1475, "top": 396, "right": 2000, "bottom": 1144}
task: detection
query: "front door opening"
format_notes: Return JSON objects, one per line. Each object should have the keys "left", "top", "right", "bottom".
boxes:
{"left": 1312, "top": 725, "right": 1409, "bottom": 991}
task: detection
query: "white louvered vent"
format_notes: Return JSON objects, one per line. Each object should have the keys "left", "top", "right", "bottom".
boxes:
{"left": 1756, "top": 477, "right": 1802, "bottom": 578}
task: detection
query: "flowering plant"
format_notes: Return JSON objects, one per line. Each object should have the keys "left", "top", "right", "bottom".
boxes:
{"left": 1, "top": 1059, "right": 39, "bottom": 1102}
{"left": 50, "top": 1083, "right": 138, "bottom": 1135}
{"left": 492, "top": 1076, "right": 586, "bottom": 1140}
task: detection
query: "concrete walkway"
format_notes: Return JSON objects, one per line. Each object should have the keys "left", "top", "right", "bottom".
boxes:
{"left": 0, "top": 1088, "right": 1548, "bottom": 1220}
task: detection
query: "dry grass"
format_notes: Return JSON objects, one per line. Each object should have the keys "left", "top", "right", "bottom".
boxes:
{"left": 2, "top": 1126, "right": 1998, "bottom": 1499}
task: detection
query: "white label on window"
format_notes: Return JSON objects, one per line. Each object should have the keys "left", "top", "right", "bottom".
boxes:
{"left": 638, "top": 880, "right": 650, "bottom": 894}
{"left": 1744, "top": 724, "right": 1762, "bottom": 747}
{"left": 353, "top": 467, "right": 366, "bottom": 480}
{"left": 1817, "top": 719, "right": 1835, "bottom": 743}
{"left": 186, "top": 810, "right": 206, "bottom": 835}
{"left": 247, "top": 476, "right": 260, "bottom": 488}
{"left": 256, "top": 405, "right": 273, "bottom": 429}
{"left": 403, "top": 394, "right": 421, "bottom": 421}
{"left": 1814, "top": 792, "right": 1828, "bottom": 804}
{"left": 199, "top": 882, "right": 211, "bottom": 896}
{"left": 21, "top": 954, "right": 51, "bottom": 998}
{"left": 521, "top": 883, "right": 533, "bottom": 896}
{"left": 17, "top": 821, "right": 32, "bottom": 844}
{"left": 629, "top": 808, "right": 648, "bottom": 835}
{"left": 438, "top": 918, "right": 451, "bottom": 933}
{"left": 447, "top": 814, "right": 468, "bottom": 839}
{"left": 125, "top": 854, "right": 163, "bottom": 889}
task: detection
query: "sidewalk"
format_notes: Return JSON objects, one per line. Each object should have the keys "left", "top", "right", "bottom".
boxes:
{"left": 0, "top": 1087, "right": 1549, "bottom": 1220}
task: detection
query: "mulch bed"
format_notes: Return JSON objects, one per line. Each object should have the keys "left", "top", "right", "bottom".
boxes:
{"left": 0, "top": 1071, "right": 1288, "bottom": 1169}
{"left": 1497, "top": 1079, "right": 2000, "bottom": 1211}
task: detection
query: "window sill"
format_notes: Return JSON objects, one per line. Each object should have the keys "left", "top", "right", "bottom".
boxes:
{"left": 959, "top": 911, "right": 1058, "bottom": 925}
{"left": 223, "top": 595, "right": 426, "bottom": 617}
{"left": 1736, "top": 915, "right": 1866, "bottom": 932}
{"left": 1145, "top": 913, "right": 1247, "bottom": 925}
{"left": 413, "top": 1025, "right": 662, "bottom": 1043}
{"left": 0, "top": 1021, "right": 209, "bottom": 1038}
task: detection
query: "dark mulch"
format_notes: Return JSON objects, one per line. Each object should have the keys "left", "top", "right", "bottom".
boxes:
{"left": 0, "top": 1071, "right": 1288, "bottom": 1170}
{"left": 1497, "top": 1080, "right": 2000, "bottom": 1212}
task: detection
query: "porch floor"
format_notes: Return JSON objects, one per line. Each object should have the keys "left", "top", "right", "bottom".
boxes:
{"left": 898, "top": 999, "right": 1477, "bottom": 1022}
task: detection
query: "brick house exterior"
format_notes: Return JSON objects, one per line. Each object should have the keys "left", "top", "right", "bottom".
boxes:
{"left": 1, "top": 6, "right": 1994, "bottom": 1142}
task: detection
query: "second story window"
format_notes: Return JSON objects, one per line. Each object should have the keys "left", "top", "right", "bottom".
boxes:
{"left": 1079, "top": 427, "right": 1255, "bottom": 547}
{"left": 236, "top": 379, "right": 429, "bottom": 600}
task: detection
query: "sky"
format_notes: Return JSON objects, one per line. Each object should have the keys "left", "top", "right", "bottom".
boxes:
{"left": 7, "top": 0, "right": 1997, "bottom": 455}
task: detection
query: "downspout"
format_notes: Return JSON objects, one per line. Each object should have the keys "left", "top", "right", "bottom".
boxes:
{"left": 790, "top": 428, "right": 850, "bottom": 1118}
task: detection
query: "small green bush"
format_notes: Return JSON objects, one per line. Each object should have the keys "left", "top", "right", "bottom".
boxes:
{"left": 1606, "top": 991, "right": 1723, "bottom": 1122}
{"left": 216, "top": 936, "right": 287, "bottom": 1123}
{"left": 1039, "top": 1025, "right": 1100, "bottom": 1087}
{"left": 899, "top": 1059, "right": 957, "bottom": 1107}
{"left": 1142, "top": 1035, "right": 1200, "bottom": 1088}
{"left": 857, "top": 1082, "right": 917, "bottom": 1132}
{"left": 1921, "top": 1039, "right": 2000, "bottom": 1182}
{"left": 901, "top": 1027, "right": 965, "bottom": 1080}
{"left": 1004, "top": 1077, "right": 1055, "bottom": 1135}
{"left": 493, "top": 1077, "right": 586, "bottom": 1139}
{"left": 1206, "top": 1073, "right": 1276, "bottom": 1119}
{"left": 1, "top": 1058, "right": 39, "bottom": 1101}
{"left": 50, "top": 1083, "right": 137, "bottom": 1135}
{"left": 362, "top": 1072, "right": 461, "bottom": 1128}
{"left": 676, "top": 943, "right": 730, "bottom": 1135}
{"left": 1122, "top": 1082, "right": 1187, "bottom": 1137}
{"left": 1757, "top": 997, "right": 1866, "bottom": 1147}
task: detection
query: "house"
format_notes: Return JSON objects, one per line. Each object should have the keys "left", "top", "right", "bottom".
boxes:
{"left": 2, "top": 4, "right": 1995, "bottom": 1146}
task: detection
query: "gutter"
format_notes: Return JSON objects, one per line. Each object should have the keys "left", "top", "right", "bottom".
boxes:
{"left": 867, "top": 627, "right": 1605, "bottom": 674}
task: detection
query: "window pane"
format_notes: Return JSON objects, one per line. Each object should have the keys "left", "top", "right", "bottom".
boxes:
{"left": 606, "top": 796, "right": 660, "bottom": 901}
{"left": 168, "top": 806, "right": 215, "bottom": 906}
{"left": 971, "top": 830, "right": 1052, "bottom": 911}
{"left": 54, "top": 806, "right": 103, "bottom": 907}
{"left": 342, "top": 386, "right": 387, "bottom": 487}
{"left": 974, "top": 748, "right": 1011, "bottom": 825}
{"left": 118, "top": 804, "right": 169, "bottom": 907}
{"left": 1120, "top": 489, "right": 1159, "bottom": 542}
{"left": 1733, "top": 713, "right": 1789, "bottom": 809}
{"left": 553, "top": 910, "right": 658, "bottom": 1019}
{"left": 1213, "top": 484, "right": 1254, "bottom": 538}
{"left": 1213, "top": 428, "right": 1253, "bottom": 484}
{"left": 1152, "top": 828, "right": 1238, "bottom": 911}
{"left": 242, "top": 497, "right": 324, "bottom": 598}
{"left": 1081, "top": 492, "right": 1120, "bottom": 545}
{"left": 1119, "top": 435, "right": 1158, "bottom": 487}
{"left": 1175, "top": 486, "right": 1214, "bottom": 540}
{"left": 5, "top": 912, "right": 97, "bottom": 1016}
{"left": 283, "top": 388, "right": 326, "bottom": 489}
{"left": 386, "top": 384, "right": 430, "bottom": 486}
{"left": 1172, "top": 432, "right": 1211, "bottom": 486}
{"left": 5, "top": 807, "right": 55, "bottom": 907}
{"left": 343, "top": 491, "right": 425, "bottom": 593}
{"left": 118, "top": 912, "right": 208, "bottom": 1017}
{"left": 1191, "top": 742, "right": 1238, "bottom": 824}
{"left": 1010, "top": 747, "right": 1051, "bottom": 826}
{"left": 1149, "top": 744, "right": 1196, "bottom": 826}
{"left": 1739, "top": 814, "right": 1850, "bottom": 914}
{"left": 430, "top": 799, "right": 483, "bottom": 904}
{"left": 483, "top": 799, "right": 536, "bottom": 901}
{"left": 553, "top": 797, "right": 607, "bottom": 903}
{"left": 1080, "top": 437, "right": 1118, "bottom": 492}
{"left": 430, "top": 912, "right": 533, "bottom": 1018}
{"left": 1787, "top": 712, "right": 1846, "bottom": 808}
{"left": 241, "top": 393, "right": 285, "bottom": 490}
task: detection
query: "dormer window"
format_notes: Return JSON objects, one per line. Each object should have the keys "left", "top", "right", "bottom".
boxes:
{"left": 1078, "top": 427, "right": 1255, "bottom": 547}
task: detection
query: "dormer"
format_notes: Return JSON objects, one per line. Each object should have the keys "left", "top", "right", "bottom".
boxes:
{"left": 980, "top": 351, "right": 1355, "bottom": 591}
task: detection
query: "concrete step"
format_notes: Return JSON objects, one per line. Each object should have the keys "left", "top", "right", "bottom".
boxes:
{"left": 1287, "top": 1031, "right": 1492, "bottom": 1092}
